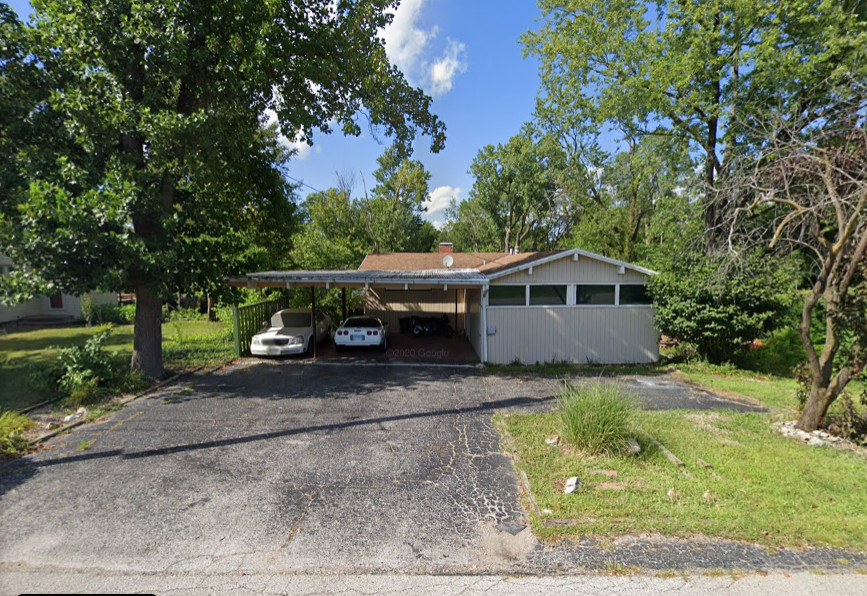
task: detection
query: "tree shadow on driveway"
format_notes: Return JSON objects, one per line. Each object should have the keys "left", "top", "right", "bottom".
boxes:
{"left": 1, "top": 393, "right": 554, "bottom": 474}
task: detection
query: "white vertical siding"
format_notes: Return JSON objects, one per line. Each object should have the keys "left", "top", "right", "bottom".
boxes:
{"left": 486, "top": 306, "right": 659, "bottom": 364}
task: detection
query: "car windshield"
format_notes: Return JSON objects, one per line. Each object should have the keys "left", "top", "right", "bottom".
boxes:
{"left": 276, "top": 312, "right": 311, "bottom": 327}
{"left": 344, "top": 317, "right": 380, "bottom": 328}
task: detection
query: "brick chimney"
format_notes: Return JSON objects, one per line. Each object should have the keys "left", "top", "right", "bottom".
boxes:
{"left": 438, "top": 242, "right": 454, "bottom": 254}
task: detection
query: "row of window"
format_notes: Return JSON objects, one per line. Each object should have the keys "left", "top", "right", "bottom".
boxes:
{"left": 488, "top": 284, "right": 651, "bottom": 307}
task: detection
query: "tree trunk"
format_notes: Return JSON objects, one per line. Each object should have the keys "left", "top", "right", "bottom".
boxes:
{"left": 131, "top": 283, "right": 164, "bottom": 378}
{"left": 797, "top": 384, "right": 834, "bottom": 431}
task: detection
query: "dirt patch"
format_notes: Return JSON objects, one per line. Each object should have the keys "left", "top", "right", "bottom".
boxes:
{"left": 598, "top": 482, "right": 626, "bottom": 491}
{"left": 684, "top": 412, "right": 730, "bottom": 435}
{"left": 588, "top": 469, "right": 618, "bottom": 478}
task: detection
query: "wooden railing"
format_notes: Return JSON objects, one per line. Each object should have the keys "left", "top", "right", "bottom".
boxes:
{"left": 232, "top": 295, "right": 291, "bottom": 356}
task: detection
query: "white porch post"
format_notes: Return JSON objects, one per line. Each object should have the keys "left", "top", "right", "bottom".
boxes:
{"left": 482, "top": 283, "right": 489, "bottom": 363}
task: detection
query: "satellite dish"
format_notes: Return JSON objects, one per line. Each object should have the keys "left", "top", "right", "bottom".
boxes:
{"left": 442, "top": 254, "right": 454, "bottom": 268}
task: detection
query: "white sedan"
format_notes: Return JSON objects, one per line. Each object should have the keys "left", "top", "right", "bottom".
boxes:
{"left": 333, "top": 316, "right": 388, "bottom": 352}
{"left": 251, "top": 309, "right": 331, "bottom": 357}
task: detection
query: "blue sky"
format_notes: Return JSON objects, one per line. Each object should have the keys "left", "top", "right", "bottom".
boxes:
{"left": 8, "top": 0, "right": 544, "bottom": 227}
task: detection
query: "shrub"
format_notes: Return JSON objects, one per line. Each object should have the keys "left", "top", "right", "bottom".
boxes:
{"left": 648, "top": 251, "right": 796, "bottom": 364}
{"left": 24, "top": 360, "right": 64, "bottom": 399}
{"left": 84, "top": 303, "right": 135, "bottom": 325}
{"left": 0, "top": 410, "right": 34, "bottom": 455}
{"left": 164, "top": 307, "right": 208, "bottom": 322}
{"left": 825, "top": 392, "right": 867, "bottom": 445}
{"left": 557, "top": 381, "right": 639, "bottom": 455}
{"left": 65, "top": 378, "right": 109, "bottom": 408}
{"left": 736, "top": 327, "right": 807, "bottom": 376}
{"left": 57, "top": 328, "right": 119, "bottom": 395}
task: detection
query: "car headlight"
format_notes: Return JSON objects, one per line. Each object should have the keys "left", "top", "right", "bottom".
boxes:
{"left": 252, "top": 337, "right": 261, "bottom": 345}
{"left": 289, "top": 337, "right": 303, "bottom": 345}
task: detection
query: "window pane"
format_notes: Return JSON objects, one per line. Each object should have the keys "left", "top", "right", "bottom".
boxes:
{"left": 489, "top": 285, "right": 525, "bottom": 306}
{"left": 529, "top": 285, "right": 567, "bottom": 305}
{"left": 575, "top": 285, "right": 615, "bottom": 305}
{"left": 619, "top": 284, "right": 652, "bottom": 305}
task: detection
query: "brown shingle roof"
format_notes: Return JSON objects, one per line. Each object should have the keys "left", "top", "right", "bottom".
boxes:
{"left": 358, "top": 251, "right": 568, "bottom": 273}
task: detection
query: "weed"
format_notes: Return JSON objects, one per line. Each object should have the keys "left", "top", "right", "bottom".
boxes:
{"left": 0, "top": 410, "right": 34, "bottom": 455}
{"left": 164, "top": 307, "right": 208, "bottom": 322}
{"left": 557, "top": 380, "right": 640, "bottom": 455}
{"left": 57, "top": 328, "right": 118, "bottom": 394}
{"left": 24, "top": 360, "right": 63, "bottom": 400}
{"left": 76, "top": 439, "right": 94, "bottom": 451}
{"left": 65, "top": 379, "right": 109, "bottom": 408}
{"left": 604, "top": 563, "right": 639, "bottom": 576}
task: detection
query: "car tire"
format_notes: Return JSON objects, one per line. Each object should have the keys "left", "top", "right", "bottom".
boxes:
{"left": 305, "top": 338, "right": 314, "bottom": 356}
{"left": 380, "top": 337, "right": 387, "bottom": 352}
{"left": 336, "top": 344, "right": 344, "bottom": 353}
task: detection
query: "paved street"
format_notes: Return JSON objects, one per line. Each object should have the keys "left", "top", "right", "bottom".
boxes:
{"left": 1, "top": 362, "right": 864, "bottom": 594}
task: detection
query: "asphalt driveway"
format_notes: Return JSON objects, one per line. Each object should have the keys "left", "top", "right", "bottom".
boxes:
{"left": 2, "top": 362, "right": 860, "bottom": 590}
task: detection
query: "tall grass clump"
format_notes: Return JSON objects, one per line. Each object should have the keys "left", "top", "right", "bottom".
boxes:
{"left": 0, "top": 410, "right": 34, "bottom": 455}
{"left": 557, "top": 380, "right": 639, "bottom": 455}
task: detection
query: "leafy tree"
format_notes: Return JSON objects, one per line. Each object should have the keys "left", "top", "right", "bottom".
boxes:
{"left": 460, "top": 127, "right": 569, "bottom": 252}
{"left": 359, "top": 145, "right": 436, "bottom": 253}
{"left": 648, "top": 251, "right": 796, "bottom": 364}
{"left": 0, "top": 0, "right": 444, "bottom": 378}
{"left": 568, "top": 136, "right": 696, "bottom": 263}
{"left": 523, "top": 0, "right": 867, "bottom": 247}
{"left": 440, "top": 197, "right": 500, "bottom": 253}
{"left": 291, "top": 188, "right": 367, "bottom": 271}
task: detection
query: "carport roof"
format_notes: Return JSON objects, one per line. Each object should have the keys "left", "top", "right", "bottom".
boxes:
{"left": 227, "top": 268, "right": 489, "bottom": 289}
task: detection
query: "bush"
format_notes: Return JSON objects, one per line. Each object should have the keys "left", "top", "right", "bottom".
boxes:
{"left": 57, "top": 328, "right": 119, "bottom": 395}
{"left": 83, "top": 303, "right": 135, "bottom": 325}
{"left": 164, "top": 307, "right": 208, "bottom": 322}
{"left": 736, "top": 327, "right": 807, "bottom": 376}
{"left": 65, "top": 378, "right": 109, "bottom": 408}
{"left": 24, "top": 360, "right": 64, "bottom": 400}
{"left": 557, "top": 381, "right": 639, "bottom": 455}
{"left": 0, "top": 410, "right": 34, "bottom": 455}
{"left": 825, "top": 391, "right": 867, "bottom": 445}
{"left": 648, "top": 251, "right": 796, "bottom": 364}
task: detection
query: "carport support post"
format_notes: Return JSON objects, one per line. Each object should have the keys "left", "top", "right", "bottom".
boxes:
{"left": 311, "top": 287, "right": 317, "bottom": 358}
{"left": 231, "top": 303, "right": 241, "bottom": 358}
{"left": 341, "top": 288, "right": 347, "bottom": 322}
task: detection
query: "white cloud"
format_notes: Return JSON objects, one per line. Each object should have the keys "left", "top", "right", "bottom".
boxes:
{"left": 424, "top": 185, "right": 462, "bottom": 215}
{"left": 264, "top": 108, "right": 313, "bottom": 160}
{"left": 429, "top": 40, "right": 467, "bottom": 96}
{"left": 380, "top": 0, "right": 467, "bottom": 97}
{"left": 381, "top": 0, "right": 437, "bottom": 78}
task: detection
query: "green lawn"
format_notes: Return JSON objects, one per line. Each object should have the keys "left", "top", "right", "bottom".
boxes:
{"left": 673, "top": 363, "right": 865, "bottom": 420}
{"left": 0, "top": 321, "right": 232, "bottom": 411}
{"left": 500, "top": 358, "right": 867, "bottom": 551}
{"left": 502, "top": 407, "right": 867, "bottom": 550}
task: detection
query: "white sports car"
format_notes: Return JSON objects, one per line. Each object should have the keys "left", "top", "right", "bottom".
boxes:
{"left": 333, "top": 316, "right": 388, "bottom": 352}
{"left": 250, "top": 309, "right": 331, "bottom": 357}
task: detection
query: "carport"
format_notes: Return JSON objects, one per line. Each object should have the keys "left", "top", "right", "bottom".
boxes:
{"left": 227, "top": 269, "right": 488, "bottom": 363}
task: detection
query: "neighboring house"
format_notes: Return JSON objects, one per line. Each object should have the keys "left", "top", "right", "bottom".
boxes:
{"left": 231, "top": 243, "right": 659, "bottom": 365}
{"left": 0, "top": 253, "right": 116, "bottom": 325}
